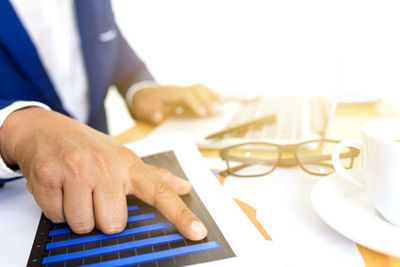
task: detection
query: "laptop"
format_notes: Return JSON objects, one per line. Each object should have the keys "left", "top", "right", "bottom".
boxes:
{"left": 148, "top": 95, "right": 337, "bottom": 149}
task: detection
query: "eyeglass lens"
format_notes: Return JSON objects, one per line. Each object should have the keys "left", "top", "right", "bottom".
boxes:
{"left": 225, "top": 143, "right": 279, "bottom": 176}
{"left": 296, "top": 140, "right": 356, "bottom": 175}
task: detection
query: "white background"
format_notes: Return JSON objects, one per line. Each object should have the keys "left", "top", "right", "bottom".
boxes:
{"left": 106, "top": 0, "right": 400, "bottom": 135}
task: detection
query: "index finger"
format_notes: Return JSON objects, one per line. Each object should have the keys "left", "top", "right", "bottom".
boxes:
{"left": 192, "top": 84, "right": 223, "bottom": 104}
{"left": 127, "top": 165, "right": 207, "bottom": 241}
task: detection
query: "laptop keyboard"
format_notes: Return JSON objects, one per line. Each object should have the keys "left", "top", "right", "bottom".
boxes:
{"left": 226, "top": 96, "right": 308, "bottom": 140}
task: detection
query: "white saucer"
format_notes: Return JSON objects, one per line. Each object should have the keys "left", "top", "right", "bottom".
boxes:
{"left": 311, "top": 168, "right": 400, "bottom": 258}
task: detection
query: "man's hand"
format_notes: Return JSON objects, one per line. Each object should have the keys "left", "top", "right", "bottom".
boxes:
{"left": 0, "top": 107, "right": 207, "bottom": 240}
{"left": 131, "top": 84, "right": 222, "bottom": 124}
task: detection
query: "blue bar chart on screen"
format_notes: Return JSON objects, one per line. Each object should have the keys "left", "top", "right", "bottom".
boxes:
{"left": 27, "top": 151, "right": 235, "bottom": 267}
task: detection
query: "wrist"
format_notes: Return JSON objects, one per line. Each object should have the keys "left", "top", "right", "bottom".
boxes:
{"left": 0, "top": 107, "right": 44, "bottom": 166}
{"left": 126, "top": 81, "right": 159, "bottom": 110}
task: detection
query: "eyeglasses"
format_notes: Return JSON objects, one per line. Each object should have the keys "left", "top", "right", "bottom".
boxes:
{"left": 219, "top": 139, "right": 360, "bottom": 177}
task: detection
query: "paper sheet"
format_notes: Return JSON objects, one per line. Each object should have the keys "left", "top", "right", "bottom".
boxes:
{"left": 204, "top": 157, "right": 365, "bottom": 267}
{"left": 0, "top": 179, "right": 42, "bottom": 267}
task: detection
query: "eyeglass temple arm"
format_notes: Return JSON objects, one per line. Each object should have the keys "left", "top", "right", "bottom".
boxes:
{"left": 225, "top": 147, "right": 358, "bottom": 164}
{"left": 296, "top": 147, "right": 359, "bottom": 164}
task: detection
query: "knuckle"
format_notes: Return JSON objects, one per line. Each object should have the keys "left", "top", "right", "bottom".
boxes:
{"left": 120, "top": 148, "right": 137, "bottom": 162}
{"left": 89, "top": 149, "right": 111, "bottom": 174}
{"left": 33, "top": 162, "right": 58, "bottom": 188}
{"left": 175, "top": 207, "right": 192, "bottom": 222}
{"left": 125, "top": 152, "right": 144, "bottom": 172}
{"left": 152, "top": 182, "right": 175, "bottom": 205}
{"left": 62, "top": 151, "right": 86, "bottom": 177}
{"left": 154, "top": 182, "right": 173, "bottom": 196}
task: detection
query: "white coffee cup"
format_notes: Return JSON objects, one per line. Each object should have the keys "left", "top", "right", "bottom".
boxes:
{"left": 332, "top": 117, "right": 400, "bottom": 226}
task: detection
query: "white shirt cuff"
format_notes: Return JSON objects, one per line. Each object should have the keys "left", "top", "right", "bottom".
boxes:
{"left": 125, "top": 80, "right": 159, "bottom": 110}
{"left": 0, "top": 101, "right": 50, "bottom": 179}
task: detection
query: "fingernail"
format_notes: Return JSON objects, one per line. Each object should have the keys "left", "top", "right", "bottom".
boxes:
{"left": 198, "top": 107, "right": 207, "bottom": 116}
{"left": 182, "top": 180, "right": 192, "bottom": 190}
{"left": 152, "top": 112, "right": 163, "bottom": 124}
{"left": 191, "top": 221, "right": 207, "bottom": 240}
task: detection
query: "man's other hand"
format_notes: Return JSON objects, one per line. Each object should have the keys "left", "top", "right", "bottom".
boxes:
{"left": 0, "top": 107, "right": 207, "bottom": 240}
{"left": 131, "top": 84, "right": 222, "bottom": 124}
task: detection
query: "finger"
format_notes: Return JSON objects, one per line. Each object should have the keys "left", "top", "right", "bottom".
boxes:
{"left": 146, "top": 165, "right": 191, "bottom": 195}
{"left": 132, "top": 89, "right": 166, "bottom": 124}
{"left": 137, "top": 105, "right": 164, "bottom": 125}
{"left": 63, "top": 180, "right": 95, "bottom": 234}
{"left": 207, "top": 88, "right": 223, "bottom": 104}
{"left": 93, "top": 180, "right": 127, "bottom": 235}
{"left": 151, "top": 104, "right": 177, "bottom": 124}
{"left": 194, "top": 84, "right": 223, "bottom": 104}
{"left": 151, "top": 111, "right": 164, "bottom": 124}
{"left": 182, "top": 90, "right": 207, "bottom": 117}
{"left": 128, "top": 167, "right": 207, "bottom": 241}
{"left": 28, "top": 172, "right": 65, "bottom": 223}
{"left": 137, "top": 101, "right": 175, "bottom": 125}
{"left": 145, "top": 86, "right": 209, "bottom": 118}
{"left": 192, "top": 86, "right": 217, "bottom": 115}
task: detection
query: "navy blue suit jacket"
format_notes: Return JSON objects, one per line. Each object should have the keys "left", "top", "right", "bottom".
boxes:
{"left": 0, "top": 0, "right": 154, "bottom": 183}
{"left": 0, "top": 0, "right": 153, "bottom": 132}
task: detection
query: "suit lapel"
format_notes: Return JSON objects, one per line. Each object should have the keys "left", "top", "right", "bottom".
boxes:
{"left": 0, "top": 0, "right": 62, "bottom": 108}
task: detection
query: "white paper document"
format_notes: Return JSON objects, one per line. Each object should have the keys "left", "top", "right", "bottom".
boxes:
{"left": 204, "top": 157, "right": 366, "bottom": 267}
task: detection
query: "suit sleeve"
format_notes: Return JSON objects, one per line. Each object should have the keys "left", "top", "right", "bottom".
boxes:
{"left": 0, "top": 99, "right": 16, "bottom": 110}
{"left": 112, "top": 27, "right": 155, "bottom": 97}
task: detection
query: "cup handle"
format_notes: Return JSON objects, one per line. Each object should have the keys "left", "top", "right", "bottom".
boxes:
{"left": 332, "top": 139, "right": 365, "bottom": 187}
